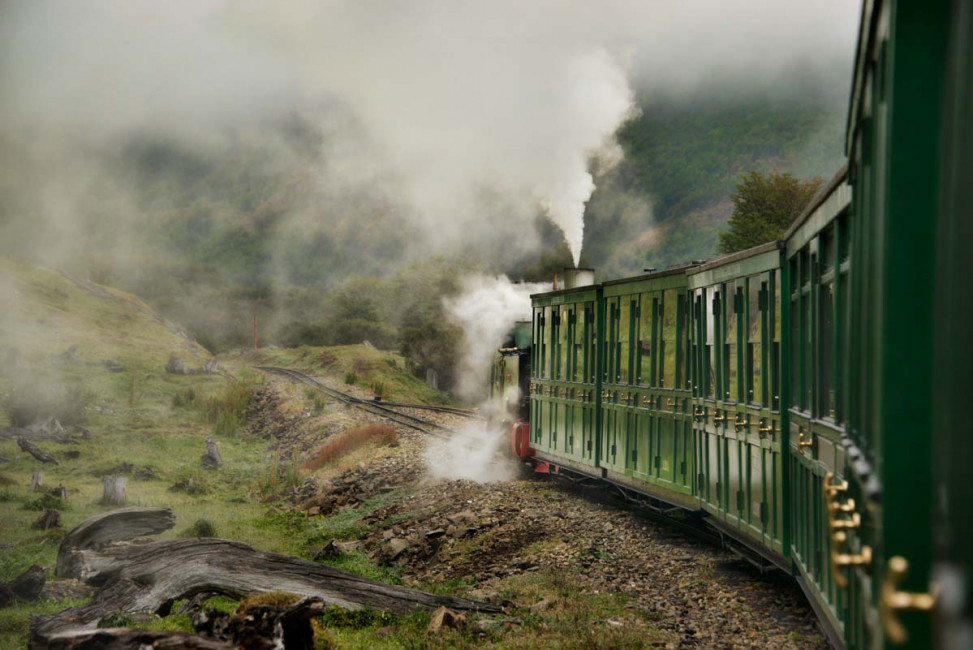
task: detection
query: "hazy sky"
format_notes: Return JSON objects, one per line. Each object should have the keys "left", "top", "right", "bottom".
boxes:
{"left": 0, "top": 1, "right": 861, "bottom": 271}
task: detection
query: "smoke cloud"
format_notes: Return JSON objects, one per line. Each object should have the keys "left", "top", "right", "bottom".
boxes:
{"left": 444, "top": 275, "right": 547, "bottom": 402}
{"left": 0, "top": 0, "right": 858, "bottom": 277}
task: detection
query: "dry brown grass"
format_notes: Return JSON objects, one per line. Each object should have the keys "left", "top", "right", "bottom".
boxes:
{"left": 302, "top": 425, "right": 398, "bottom": 471}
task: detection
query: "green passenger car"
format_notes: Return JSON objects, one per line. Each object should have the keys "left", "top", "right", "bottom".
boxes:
{"left": 518, "top": 1, "right": 970, "bottom": 647}
{"left": 687, "top": 242, "right": 787, "bottom": 560}
{"left": 599, "top": 267, "right": 696, "bottom": 509}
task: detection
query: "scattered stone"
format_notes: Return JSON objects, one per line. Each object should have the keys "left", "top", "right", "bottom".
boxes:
{"left": 78, "top": 427, "right": 94, "bottom": 440}
{"left": 52, "top": 345, "right": 85, "bottom": 367}
{"left": 203, "top": 359, "right": 220, "bottom": 374}
{"left": 133, "top": 466, "right": 157, "bottom": 481}
{"left": 26, "top": 417, "right": 70, "bottom": 442}
{"left": 447, "top": 510, "right": 476, "bottom": 525}
{"left": 65, "top": 450, "right": 80, "bottom": 460}
{"left": 310, "top": 540, "right": 341, "bottom": 561}
{"left": 530, "top": 598, "right": 553, "bottom": 613}
{"left": 102, "top": 359, "right": 124, "bottom": 372}
{"left": 427, "top": 606, "right": 465, "bottom": 634}
{"left": 386, "top": 538, "right": 411, "bottom": 560}
{"left": 165, "top": 355, "right": 195, "bottom": 375}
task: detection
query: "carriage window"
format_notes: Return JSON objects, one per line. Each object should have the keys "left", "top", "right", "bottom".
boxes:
{"left": 725, "top": 283, "right": 739, "bottom": 402}
{"left": 660, "top": 290, "right": 677, "bottom": 387}
{"left": 747, "top": 276, "right": 763, "bottom": 406}
{"left": 638, "top": 293, "right": 653, "bottom": 385}
{"left": 789, "top": 259, "right": 800, "bottom": 409}
{"left": 618, "top": 299, "right": 631, "bottom": 383}
{"left": 772, "top": 271, "right": 781, "bottom": 410}
{"left": 706, "top": 289, "right": 718, "bottom": 398}
{"left": 558, "top": 307, "right": 569, "bottom": 380}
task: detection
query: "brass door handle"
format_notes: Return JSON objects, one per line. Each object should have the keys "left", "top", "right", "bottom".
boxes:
{"left": 881, "top": 556, "right": 937, "bottom": 645}
{"left": 642, "top": 396, "right": 651, "bottom": 407}
{"left": 601, "top": 390, "right": 608, "bottom": 400}
{"left": 666, "top": 398, "right": 676, "bottom": 408}
{"left": 824, "top": 472, "right": 848, "bottom": 497}
{"left": 713, "top": 412, "right": 725, "bottom": 423}
{"left": 797, "top": 432, "right": 813, "bottom": 454}
{"left": 758, "top": 422, "right": 773, "bottom": 434}
{"left": 831, "top": 546, "right": 872, "bottom": 588}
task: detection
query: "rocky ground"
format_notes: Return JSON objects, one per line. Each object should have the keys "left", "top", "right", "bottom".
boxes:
{"left": 259, "top": 374, "right": 827, "bottom": 649}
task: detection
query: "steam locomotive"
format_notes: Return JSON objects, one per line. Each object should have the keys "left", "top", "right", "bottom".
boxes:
{"left": 493, "top": 1, "right": 972, "bottom": 647}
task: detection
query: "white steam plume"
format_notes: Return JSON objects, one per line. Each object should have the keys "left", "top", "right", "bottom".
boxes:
{"left": 444, "top": 275, "right": 548, "bottom": 402}
{"left": 424, "top": 275, "right": 546, "bottom": 484}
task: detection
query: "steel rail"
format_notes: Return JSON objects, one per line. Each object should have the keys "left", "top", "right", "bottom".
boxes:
{"left": 255, "top": 366, "right": 453, "bottom": 438}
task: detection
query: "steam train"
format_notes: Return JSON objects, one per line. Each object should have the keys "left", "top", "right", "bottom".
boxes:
{"left": 492, "top": 1, "right": 971, "bottom": 647}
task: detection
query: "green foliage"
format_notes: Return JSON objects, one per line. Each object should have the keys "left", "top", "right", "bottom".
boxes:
{"left": 718, "top": 171, "right": 824, "bottom": 254}
{"left": 172, "top": 387, "right": 198, "bottom": 408}
{"left": 318, "top": 606, "right": 395, "bottom": 629}
{"left": 181, "top": 518, "right": 217, "bottom": 538}
{"left": 204, "top": 376, "right": 258, "bottom": 437}
{"left": 343, "top": 371, "right": 358, "bottom": 386}
{"left": 22, "top": 493, "right": 65, "bottom": 511}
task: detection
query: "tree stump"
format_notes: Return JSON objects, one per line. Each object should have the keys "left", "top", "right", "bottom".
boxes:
{"left": 34, "top": 508, "right": 61, "bottom": 530}
{"left": 101, "top": 477, "right": 127, "bottom": 505}
{"left": 51, "top": 485, "right": 68, "bottom": 500}
{"left": 201, "top": 438, "right": 222, "bottom": 469}
{"left": 30, "top": 470, "right": 44, "bottom": 491}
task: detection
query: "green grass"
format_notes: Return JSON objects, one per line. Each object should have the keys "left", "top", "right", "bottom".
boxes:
{"left": 233, "top": 344, "right": 454, "bottom": 406}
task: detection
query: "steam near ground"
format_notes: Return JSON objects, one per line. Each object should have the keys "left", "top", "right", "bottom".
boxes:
{"left": 425, "top": 276, "right": 547, "bottom": 483}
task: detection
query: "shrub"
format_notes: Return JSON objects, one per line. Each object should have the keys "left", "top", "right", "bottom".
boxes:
{"left": 370, "top": 381, "right": 387, "bottom": 401}
{"left": 0, "top": 376, "right": 92, "bottom": 427}
{"left": 302, "top": 425, "right": 398, "bottom": 472}
{"left": 343, "top": 371, "right": 358, "bottom": 386}
{"left": 181, "top": 519, "right": 217, "bottom": 538}
{"left": 172, "top": 387, "right": 198, "bottom": 408}
{"left": 255, "top": 449, "right": 302, "bottom": 497}
{"left": 204, "top": 376, "right": 258, "bottom": 436}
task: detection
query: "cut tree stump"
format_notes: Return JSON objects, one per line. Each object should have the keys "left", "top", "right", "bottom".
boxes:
{"left": 201, "top": 437, "right": 222, "bottom": 469}
{"left": 35, "top": 508, "right": 500, "bottom": 645}
{"left": 34, "top": 508, "right": 61, "bottom": 530}
{"left": 102, "top": 476, "right": 127, "bottom": 505}
{"left": 16, "top": 438, "right": 58, "bottom": 465}
{"left": 30, "top": 469, "right": 43, "bottom": 491}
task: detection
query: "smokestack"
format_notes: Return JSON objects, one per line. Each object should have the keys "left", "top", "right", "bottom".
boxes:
{"left": 561, "top": 267, "right": 595, "bottom": 289}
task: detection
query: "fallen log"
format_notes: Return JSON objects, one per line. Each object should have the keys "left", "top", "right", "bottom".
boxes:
{"left": 56, "top": 507, "right": 176, "bottom": 579}
{"left": 34, "top": 628, "right": 234, "bottom": 650}
{"left": 16, "top": 437, "right": 58, "bottom": 464}
{"left": 35, "top": 509, "right": 499, "bottom": 644}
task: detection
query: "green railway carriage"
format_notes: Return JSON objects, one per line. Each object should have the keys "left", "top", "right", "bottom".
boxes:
{"left": 599, "top": 267, "right": 696, "bottom": 509}
{"left": 687, "top": 242, "right": 787, "bottom": 560}
{"left": 529, "top": 281, "right": 600, "bottom": 472}
{"left": 508, "top": 0, "right": 971, "bottom": 646}
{"left": 781, "top": 168, "right": 853, "bottom": 644}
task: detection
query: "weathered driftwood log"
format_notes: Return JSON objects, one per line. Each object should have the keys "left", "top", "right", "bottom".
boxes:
{"left": 16, "top": 437, "right": 58, "bottom": 464}
{"left": 36, "top": 508, "right": 499, "bottom": 644}
{"left": 34, "top": 628, "right": 234, "bottom": 650}
{"left": 102, "top": 476, "right": 127, "bottom": 505}
{"left": 30, "top": 469, "right": 43, "bottom": 491}
{"left": 55, "top": 508, "right": 176, "bottom": 579}
{"left": 201, "top": 437, "right": 222, "bottom": 470}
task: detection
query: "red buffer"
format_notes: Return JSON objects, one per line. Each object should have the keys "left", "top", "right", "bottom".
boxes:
{"left": 510, "top": 420, "right": 533, "bottom": 459}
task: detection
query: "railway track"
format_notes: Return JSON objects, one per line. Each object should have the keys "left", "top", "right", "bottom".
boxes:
{"left": 255, "top": 366, "right": 457, "bottom": 438}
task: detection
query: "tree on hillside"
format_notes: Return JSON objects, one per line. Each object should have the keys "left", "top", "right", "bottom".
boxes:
{"left": 718, "top": 171, "right": 824, "bottom": 254}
